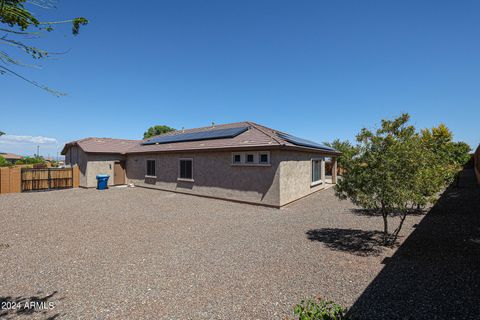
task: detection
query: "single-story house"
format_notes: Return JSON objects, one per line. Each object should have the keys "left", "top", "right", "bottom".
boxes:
{"left": 0, "top": 152, "right": 23, "bottom": 163}
{"left": 62, "top": 122, "right": 340, "bottom": 207}
{"left": 62, "top": 138, "right": 138, "bottom": 188}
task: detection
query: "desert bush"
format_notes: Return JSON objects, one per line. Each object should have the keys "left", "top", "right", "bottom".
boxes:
{"left": 292, "top": 297, "right": 348, "bottom": 320}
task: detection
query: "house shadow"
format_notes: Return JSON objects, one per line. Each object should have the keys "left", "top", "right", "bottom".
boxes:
{"left": 347, "top": 168, "right": 480, "bottom": 319}
{"left": 0, "top": 291, "right": 60, "bottom": 319}
{"left": 306, "top": 228, "right": 388, "bottom": 257}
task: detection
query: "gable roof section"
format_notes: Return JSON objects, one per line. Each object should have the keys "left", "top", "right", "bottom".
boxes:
{"left": 61, "top": 137, "right": 139, "bottom": 155}
{"left": 0, "top": 152, "right": 23, "bottom": 160}
{"left": 61, "top": 122, "right": 340, "bottom": 155}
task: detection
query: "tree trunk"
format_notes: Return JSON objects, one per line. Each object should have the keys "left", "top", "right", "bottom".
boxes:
{"left": 381, "top": 203, "right": 389, "bottom": 244}
{"left": 391, "top": 212, "right": 408, "bottom": 244}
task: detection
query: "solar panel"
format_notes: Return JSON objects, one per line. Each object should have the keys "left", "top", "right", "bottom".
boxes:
{"left": 276, "top": 132, "right": 336, "bottom": 151}
{"left": 143, "top": 126, "right": 249, "bottom": 145}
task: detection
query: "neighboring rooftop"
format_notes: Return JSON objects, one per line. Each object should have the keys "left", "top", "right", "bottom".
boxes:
{"left": 62, "top": 122, "right": 339, "bottom": 155}
{"left": 0, "top": 152, "right": 23, "bottom": 160}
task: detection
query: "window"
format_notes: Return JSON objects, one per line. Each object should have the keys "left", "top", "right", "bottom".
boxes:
{"left": 231, "top": 151, "right": 270, "bottom": 166}
{"left": 259, "top": 153, "right": 269, "bottom": 164}
{"left": 146, "top": 160, "right": 156, "bottom": 177}
{"left": 179, "top": 159, "right": 193, "bottom": 180}
{"left": 312, "top": 159, "right": 322, "bottom": 185}
{"left": 233, "top": 154, "right": 242, "bottom": 164}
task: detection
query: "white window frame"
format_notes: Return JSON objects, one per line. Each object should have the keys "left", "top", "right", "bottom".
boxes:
{"left": 259, "top": 152, "right": 270, "bottom": 164}
{"left": 178, "top": 158, "right": 194, "bottom": 182}
{"left": 231, "top": 151, "right": 271, "bottom": 166}
{"left": 245, "top": 153, "right": 255, "bottom": 164}
{"left": 145, "top": 159, "right": 156, "bottom": 178}
{"left": 232, "top": 153, "right": 242, "bottom": 164}
{"left": 311, "top": 158, "right": 324, "bottom": 187}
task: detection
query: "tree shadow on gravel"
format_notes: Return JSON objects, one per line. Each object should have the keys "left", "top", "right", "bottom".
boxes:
{"left": 349, "top": 208, "right": 425, "bottom": 218}
{"left": 348, "top": 168, "right": 480, "bottom": 319}
{"left": 0, "top": 291, "right": 60, "bottom": 319}
{"left": 306, "top": 228, "right": 391, "bottom": 257}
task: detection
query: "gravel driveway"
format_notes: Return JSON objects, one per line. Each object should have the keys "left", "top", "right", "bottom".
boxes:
{"left": 0, "top": 187, "right": 422, "bottom": 319}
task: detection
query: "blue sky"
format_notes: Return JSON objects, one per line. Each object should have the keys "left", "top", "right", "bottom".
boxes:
{"left": 1, "top": 0, "right": 479, "bottom": 157}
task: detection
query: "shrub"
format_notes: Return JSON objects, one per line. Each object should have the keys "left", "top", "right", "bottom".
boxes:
{"left": 292, "top": 298, "right": 348, "bottom": 320}
{"left": 0, "top": 155, "right": 12, "bottom": 167}
{"left": 15, "top": 156, "right": 45, "bottom": 165}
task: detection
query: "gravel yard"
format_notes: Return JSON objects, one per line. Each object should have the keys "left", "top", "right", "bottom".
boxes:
{"left": 0, "top": 186, "right": 423, "bottom": 320}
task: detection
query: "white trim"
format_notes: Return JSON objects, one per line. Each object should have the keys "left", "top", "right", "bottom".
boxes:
{"left": 311, "top": 157, "right": 324, "bottom": 186}
{"left": 231, "top": 151, "right": 270, "bottom": 166}
{"left": 178, "top": 158, "right": 193, "bottom": 180}
{"left": 232, "top": 153, "right": 242, "bottom": 164}
{"left": 259, "top": 151, "right": 270, "bottom": 164}
{"left": 310, "top": 180, "right": 323, "bottom": 187}
{"left": 245, "top": 153, "right": 256, "bottom": 164}
{"left": 231, "top": 163, "right": 271, "bottom": 167}
{"left": 145, "top": 175, "right": 157, "bottom": 179}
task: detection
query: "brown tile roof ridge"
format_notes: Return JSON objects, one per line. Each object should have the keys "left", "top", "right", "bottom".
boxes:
{"left": 245, "top": 121, "right": 285, "bottom": 146}
{"left": 81, "top": 137, "right": 139, "bottom": 143}
{"left": 62, "top": 137, "right": 141, "bottom": 155}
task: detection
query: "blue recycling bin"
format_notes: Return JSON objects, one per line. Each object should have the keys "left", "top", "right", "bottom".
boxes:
{"left": 96, "top": 174, "right": 109, "bottom": 190}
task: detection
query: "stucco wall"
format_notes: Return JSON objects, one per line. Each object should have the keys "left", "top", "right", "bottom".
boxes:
{"left": 65, "top": 148, "right": 125, "bottom": 188}
{"left": 126, "top": 151, "right": 281, "bottom": 206}
{"left": 84, "top": 154, "right": 126, "bottom": 188}
{"left": 65, "top": 146, "right": 88, "bottom": 187}
{"left": 279, "top": 151, "right": 331, "bottom": 206}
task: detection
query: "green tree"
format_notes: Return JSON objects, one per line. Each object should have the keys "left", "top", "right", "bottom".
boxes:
{"left": 0, "top": 0, "right": 88, "bottom": 95}
{"left": 0, "top": 155, "right": 11, "bottom": 167}
{"left": 420, "top": 124, "right": 471, "bottom": 184}
{"left": 143, "top": 125, "right": 176, "bottom": 139}
{"left": 323, "top": 139, "right": 358, "bottom": 171}
{"left": 335, "top": 114, "right": 470, "bottom": 245}
{"left": 15, "top": 155, "right": 44, "bottom": 165}
{"left": 0, "top": 130, "right": 4, "bottom": 136}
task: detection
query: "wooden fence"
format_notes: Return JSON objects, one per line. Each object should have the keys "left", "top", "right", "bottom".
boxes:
{"left": 0, "top": 165, "right": 79, "bottom": 194}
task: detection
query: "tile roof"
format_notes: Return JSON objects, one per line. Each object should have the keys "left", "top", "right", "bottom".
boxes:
{"left": 62, "top": 122, "right": 340, "bottom": 155}
{"left": 0, "top": 152, "right": 23, "bottom": 160}
{"left": 127, "top": 121, "right": 338, "bottom": 154}
{"left": 61, "top": 137, "right": 139, "bottom": 155}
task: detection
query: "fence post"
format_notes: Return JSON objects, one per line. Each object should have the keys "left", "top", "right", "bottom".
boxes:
{"left": 10, "top": 167, "right": 21, "bottom": 193}
{"left": 0, "top": 167, "right": 9, "bottom": 194}
{"left": 72, "top": 165, "right": 80, "bottom": 188}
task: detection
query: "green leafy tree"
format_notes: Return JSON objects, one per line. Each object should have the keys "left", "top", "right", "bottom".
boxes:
{"left": 0, "top": 0, "right": 88, "bottom": 95}
{"left": 0, "top": 130, "right": 4, "bottom": 136}
{"left": 0, "top": 155, "right": 11, "bottom": 167}
{"left": 15, "top": 155, "right": 44, "bottom": 165}
{"left": 413, "top": 124, "right": 471, "bottom": 208}
{"left": 335, "top": 114, "right": 470, "bottom": 245}
{"left": 143, "top": 125, "right": 176, "bottom": 139}
{"left": 323, "top": 139, "right": 358, "bottom": 172}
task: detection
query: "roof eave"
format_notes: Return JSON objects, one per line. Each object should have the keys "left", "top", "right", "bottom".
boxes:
{"left": 281, "top": 145, "right": 342, "bottom": 155}
{"left": 126, "top": 144, "right": 282, "bottom": 155}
